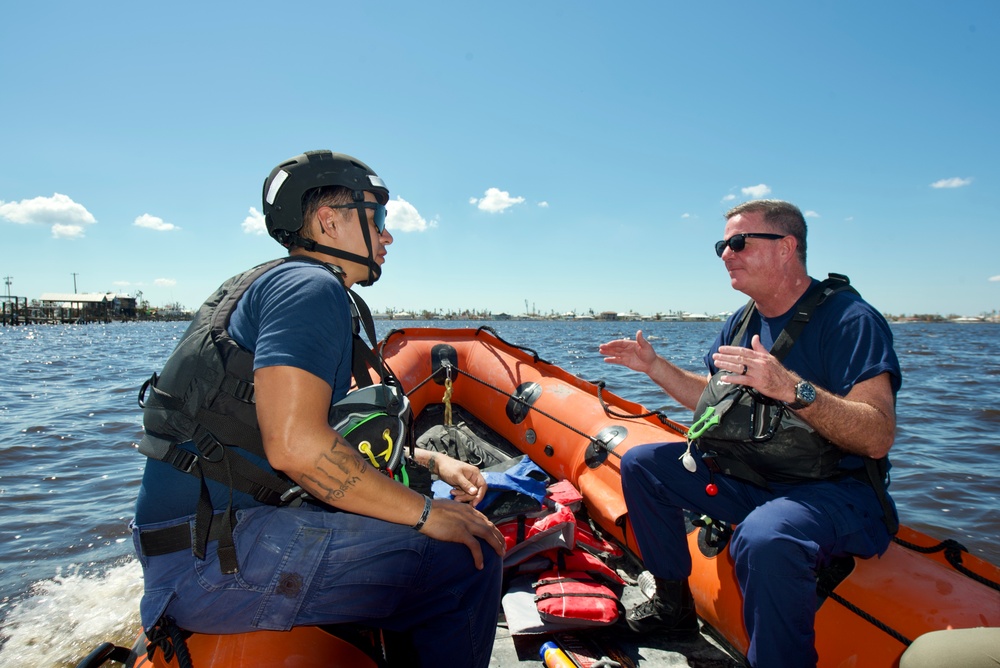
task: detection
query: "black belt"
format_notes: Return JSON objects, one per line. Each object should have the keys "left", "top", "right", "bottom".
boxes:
{"left": 139, "top": 517, "right": 232, "bottom": 557}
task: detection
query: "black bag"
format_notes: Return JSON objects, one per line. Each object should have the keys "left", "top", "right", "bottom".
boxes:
{"left": 328, "top": 383, "right": 411, "bottom": 476}
{"left": 415, "top": 422, "right": 512, "bottom": 469}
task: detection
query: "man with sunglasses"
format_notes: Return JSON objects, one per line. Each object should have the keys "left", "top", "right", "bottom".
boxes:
{"left": 132, "top": 151, "right": 504, "bottom": 667}
{"left": 600, "top": 199, "right": 900, "bottom": 667}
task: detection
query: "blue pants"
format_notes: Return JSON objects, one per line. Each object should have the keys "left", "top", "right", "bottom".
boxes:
{"left": 621, "top": 442, "right": 894, "bottom": 668}
{"left": 133, "top": 504, "right": 503, "bottom": 668}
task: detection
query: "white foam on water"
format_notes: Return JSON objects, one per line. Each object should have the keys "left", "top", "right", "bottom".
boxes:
{"left": 0, "top": 557, "right": 143, "bottom": 668}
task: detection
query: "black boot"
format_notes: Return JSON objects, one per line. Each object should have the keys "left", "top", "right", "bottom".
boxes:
{"left": 626, "top": 577, "right": 698, "bottom": 639}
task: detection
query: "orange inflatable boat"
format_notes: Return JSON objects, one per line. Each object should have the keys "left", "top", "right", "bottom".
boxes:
{"left": 79, "top": 326, "right": 1000, "bottom": 668}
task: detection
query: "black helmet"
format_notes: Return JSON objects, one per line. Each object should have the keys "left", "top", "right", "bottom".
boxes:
{"left": 262, "top": 150, "right": 389, "bottom": 241}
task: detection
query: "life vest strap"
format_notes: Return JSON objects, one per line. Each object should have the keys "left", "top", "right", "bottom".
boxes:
{"left": 138, "top": 513, "right": 233, "bottom": 557}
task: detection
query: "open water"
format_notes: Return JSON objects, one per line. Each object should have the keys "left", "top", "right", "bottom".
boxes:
{"left": 0, "top": 319, "right": 998, "bottom": 666}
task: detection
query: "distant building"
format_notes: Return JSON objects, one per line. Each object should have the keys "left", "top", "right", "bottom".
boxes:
{"left": 38, "top": 292, "right": 137, "bottom": 322}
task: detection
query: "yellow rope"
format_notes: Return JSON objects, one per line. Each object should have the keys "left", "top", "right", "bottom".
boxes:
{"left": 443, "top": 376, "right": 453, "bottom": 426}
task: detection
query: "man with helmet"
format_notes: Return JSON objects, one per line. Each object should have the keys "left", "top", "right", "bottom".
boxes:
{"left": 131, "top": 150, "right": 505, "bottom": 667}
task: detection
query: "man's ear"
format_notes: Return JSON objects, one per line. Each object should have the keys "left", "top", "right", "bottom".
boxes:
{"left": 780, "top": 234, "right": 797, "bottom": 259}
{"left": 317, "top": 208, "right": 338, "bottom": 239}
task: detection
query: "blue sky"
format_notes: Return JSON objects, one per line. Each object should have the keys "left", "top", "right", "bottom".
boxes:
{"left": 1, "top": 2, "right": 997, "bottom": 317}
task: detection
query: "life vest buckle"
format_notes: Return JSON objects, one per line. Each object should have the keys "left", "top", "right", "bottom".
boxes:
{"left": 232, "top": 379, "right": 255, "bottom": 403}
{"left": 279, "top": 485, "right": 310, "bottom": 507}
{"left": 164, "top": 447, "right": 198, "bottom": 474}
{"left": 194, "top": 430, "right": 224, "bottom": 463}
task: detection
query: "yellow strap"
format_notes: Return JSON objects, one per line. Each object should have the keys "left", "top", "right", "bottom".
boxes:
{"left": 358, "top": 441, "right": 379, "bottom": 466}
{"left": 443, "top": 376, "right": 453, "bottom": 426}
{"left": 378, "top": 428, "right": 394, "bottom": 460}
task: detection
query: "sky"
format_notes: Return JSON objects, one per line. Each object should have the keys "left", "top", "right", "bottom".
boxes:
{"left": 1, "top": 2, "right": 997, "bottom": 318}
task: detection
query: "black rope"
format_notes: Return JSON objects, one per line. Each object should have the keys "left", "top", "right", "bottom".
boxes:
{"left": 168, "top": 623, "right": 194, "bottom": 668}
{"left": 459, "top": 363, "right": 622, "bottom": 458}
{"left": 594, "top": 381, "right": 688, "bottom": 437}
{"left": 145, "top": 616, "right": 194, "bottom": 668}
{"left": 892, "top": 536, "right": 1000, "bottom": 592}
{"left": 474, "top": 325, "right": 548, "bottom": 364}
{"left": 402, "top": 358, "right": 623, "bottom": 462}
{"left": 401, "top": 365, "right": 440, "bottom": 396}
{"left": 824, "top": 590, "right": 912, "bottom": 647}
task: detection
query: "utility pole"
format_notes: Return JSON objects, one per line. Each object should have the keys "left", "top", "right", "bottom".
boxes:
{"left": 72, "top": 273, "right": 79, "bottom": 294}
{"left": 3, "top": 276, "right": 11, "bottom": 299}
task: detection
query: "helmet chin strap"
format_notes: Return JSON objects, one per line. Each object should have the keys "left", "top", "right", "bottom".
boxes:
{"left": 288, "top": 197, "right": 381, "bottom": 286}
{"left": 289, "top": 236, "right": 381, "bottom": 285}
{"left": 353, "top": 197, "right": 380, "bottom": 287}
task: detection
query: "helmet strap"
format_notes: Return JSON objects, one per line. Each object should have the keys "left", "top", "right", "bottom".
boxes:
{"left": 282, "top": 191, "right": 382, "bottom": 285}
{"left": 351, "top": 190, "right": 380, "bottom": 286}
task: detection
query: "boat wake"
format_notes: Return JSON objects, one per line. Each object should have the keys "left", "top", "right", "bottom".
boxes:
{"left": 0, "top": 557, "right": 142, "bottom": 668}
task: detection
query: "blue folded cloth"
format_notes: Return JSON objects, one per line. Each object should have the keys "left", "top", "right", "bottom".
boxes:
{"left": 432, "top": 455, "right": 549, "bottom": 518}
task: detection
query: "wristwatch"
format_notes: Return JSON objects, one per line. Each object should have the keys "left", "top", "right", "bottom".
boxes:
{"left": 789, "top": 380, "right": 816, "bottom": 410}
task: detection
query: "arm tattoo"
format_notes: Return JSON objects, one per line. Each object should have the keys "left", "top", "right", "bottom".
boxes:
{"left": 427, "top": 454, "right": 437, "bottom": 475}
{"left": 302, "top": 436, "right": 369, "bottom": 503}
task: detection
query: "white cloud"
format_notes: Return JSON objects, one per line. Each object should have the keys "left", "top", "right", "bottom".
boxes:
{"left": 989, "top": 275, "right": 1000, "bottom": 282}
{"left": 470, "top": 187, "right": 525, "bottom": 213}
{"left": 681, "top": 213, "right": 691, "bottom": 219}
{"left": 242, "top": 207, "right": 266, "bottom": 235}
{"left": 741, "top": 184, "right": 771, "bottom": 198}
{"left": 134, "top": 213, "right": 179, "bottom": 232}
{"left": 930, "top": 177, "right": 972, "bottom": 189}
{"left": 386, "top": 196, "right": 435, "bottom": 232}
{"left": 722, "top": 194, "right": 736, "bottom": 202}
{"left": 154, "top": 278, "right": 177, "bottom": 287}
{"left": 52, "top": 223, "right": 85, "bottom": 238}
{"left": 538, "top": 201, "right": 549, "bottom": 208}
{"left": 804, "top": 210, "right": 820, "bottom": 218}
{"left": 0, "top": 193, "right": 97, "bottom": 238}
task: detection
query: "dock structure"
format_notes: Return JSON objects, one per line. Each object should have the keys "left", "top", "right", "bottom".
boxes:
{"left": 1, "top": 296, "right": 28, "bottom": 325}
{"left": 1, "top": 293, "right": 138, "bottom": 325}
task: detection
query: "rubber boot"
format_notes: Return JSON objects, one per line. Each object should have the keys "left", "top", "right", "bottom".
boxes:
{"left": 626, "top": 577, "right": 698, "bottom": 639}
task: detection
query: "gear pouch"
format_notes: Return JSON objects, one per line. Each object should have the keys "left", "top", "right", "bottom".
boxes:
{"left": 691, "top": 371, "right": 843, "bottom": 487}
{"left": 329, "top": 383, "right": 410, "bottom": 477}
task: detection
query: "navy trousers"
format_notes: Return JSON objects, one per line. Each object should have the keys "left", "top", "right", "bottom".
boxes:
{"left": 134, "top": 504, "right": 503, "bottom": 668}
{"left": 621, "top": 442, "right": 893, "bottom": 668}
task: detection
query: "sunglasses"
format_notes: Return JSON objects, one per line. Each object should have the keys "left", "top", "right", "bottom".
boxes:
{"left": 715, "top": 233, "right": 785, "bottom": 257}
{"left": 327, "top": 202, "right": 388, "bottom": 233}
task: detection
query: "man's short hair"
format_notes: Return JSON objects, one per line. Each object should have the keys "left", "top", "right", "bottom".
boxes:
{"left": 725, "top": 199, "right": 807, "bottom": 265}
{"left": 301, "top": 186, "right": 354, "bottom": 239}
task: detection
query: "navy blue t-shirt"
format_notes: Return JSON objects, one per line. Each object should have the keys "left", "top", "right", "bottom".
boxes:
{"left": 134, "top": 260, "right": 354, "bottom": 525}
{"left": 703, "top": 279, "right": 902, "bottom": 472}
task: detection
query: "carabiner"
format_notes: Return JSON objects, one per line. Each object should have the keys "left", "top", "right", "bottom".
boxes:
{"left": 687, "top": 406, "right": 721, "bottom": 441}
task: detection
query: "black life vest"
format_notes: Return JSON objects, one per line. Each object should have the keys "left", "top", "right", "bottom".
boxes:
{"left": 137, "top": 255, "right": 407, "bottom": 572}
{"left": 689, "top": 274, "right": 897, "bottom": 532}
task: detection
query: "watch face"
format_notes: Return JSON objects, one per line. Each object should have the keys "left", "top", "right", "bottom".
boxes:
{"left": 797, "top": 382, "right": 816, "bottom": 404}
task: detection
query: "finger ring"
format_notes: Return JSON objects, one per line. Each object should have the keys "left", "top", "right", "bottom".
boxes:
{"left": 741, "top": 364, "right": 748, "bottom": 375}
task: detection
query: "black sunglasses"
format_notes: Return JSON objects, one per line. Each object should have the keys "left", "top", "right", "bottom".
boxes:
{"left": 327, "top": 202, "right": 387, "bottom": 233}
{"left": 715, "top": 233, "right": 785, "bottom": 257}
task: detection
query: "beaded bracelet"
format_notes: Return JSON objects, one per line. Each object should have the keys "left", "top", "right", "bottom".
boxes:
{"left": 412, "top": 496, "right": 432, "bottom": 531}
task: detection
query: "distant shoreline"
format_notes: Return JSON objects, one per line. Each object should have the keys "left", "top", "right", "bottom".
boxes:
{"left": 5, "top": 314, "right": 996, "bottom": 326}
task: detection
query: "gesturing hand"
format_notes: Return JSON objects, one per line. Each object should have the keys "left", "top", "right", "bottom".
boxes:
{"left": 599, "top": 330, "right": 657, "bottom": 374}
{"left": 713, "top": 334, "right": 797, "bottom": 404}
